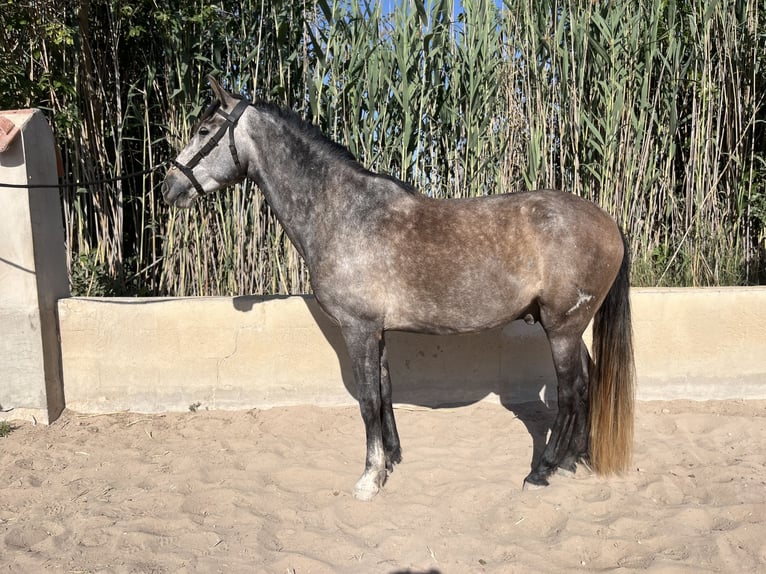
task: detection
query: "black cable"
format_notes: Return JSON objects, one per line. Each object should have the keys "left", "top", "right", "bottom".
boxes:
{"left": 0, "top": 162, "right": 168, "bottom": 189}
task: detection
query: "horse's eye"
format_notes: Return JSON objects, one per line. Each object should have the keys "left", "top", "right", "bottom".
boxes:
{"left": 198, "top": 127, "right": 210, "bottom": 136}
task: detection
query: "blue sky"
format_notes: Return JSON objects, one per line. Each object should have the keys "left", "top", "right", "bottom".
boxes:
{"left": 379, "top": 1, "right": 507, "bottom": 18}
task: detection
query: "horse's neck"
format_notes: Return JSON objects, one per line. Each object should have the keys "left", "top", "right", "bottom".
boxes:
{"left": 242, "top": 110, "right": 401, "bottom": 260}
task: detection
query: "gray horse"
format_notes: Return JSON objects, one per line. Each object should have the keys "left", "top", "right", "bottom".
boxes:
{"left": 163, "top": 77, "right": 635, "bottom": 501}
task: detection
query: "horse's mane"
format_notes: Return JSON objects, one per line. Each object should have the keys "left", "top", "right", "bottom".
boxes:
{"left": 253, "top": 101, "right": 359, "bottom": 166}
{"left": 251, "top": 100, "right": 418, "bottom": 195}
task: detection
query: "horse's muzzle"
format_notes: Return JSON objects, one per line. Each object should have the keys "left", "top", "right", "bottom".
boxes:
{"left": 161, "top": 170, "right": 196, "bottom": 208}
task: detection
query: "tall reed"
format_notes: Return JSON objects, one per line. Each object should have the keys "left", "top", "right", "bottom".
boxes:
{"left": 505, "top": 0, "right": 765, "bottom": 285}
{"left": 2, "top": 0, "right": 764, "bottom": 295}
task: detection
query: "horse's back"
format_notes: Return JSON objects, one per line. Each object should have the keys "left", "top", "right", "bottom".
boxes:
{"left": 391, "top": 188, "right": 622, "bottom": 281}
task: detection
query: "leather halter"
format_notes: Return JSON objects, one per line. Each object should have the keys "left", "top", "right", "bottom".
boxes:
{"left": 171, "top": 98, "right": 250, "bottom": 196}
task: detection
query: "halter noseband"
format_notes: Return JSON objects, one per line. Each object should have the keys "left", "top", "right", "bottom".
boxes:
{"left": 171, "top": 98, "right": 250, "bottom": 196}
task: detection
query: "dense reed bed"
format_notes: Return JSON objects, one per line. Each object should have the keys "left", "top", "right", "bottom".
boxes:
{"left": 2, "top": 0, "right": 764, "bottom": 295}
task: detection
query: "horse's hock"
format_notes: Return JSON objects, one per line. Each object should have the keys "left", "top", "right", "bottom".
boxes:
{"left": 0, "top": 109, "right": 70, "bottom": 424}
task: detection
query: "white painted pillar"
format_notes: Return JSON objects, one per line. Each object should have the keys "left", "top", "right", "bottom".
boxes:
{"left": 0, "top": 109, "right": 70, "bottom": 424}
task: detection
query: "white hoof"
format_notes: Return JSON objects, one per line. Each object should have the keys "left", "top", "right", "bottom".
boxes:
{"left": 522, "top": 479, "right": 548, "bottom": 491}
{"left": 352, "top": 470, "right": 386, "bottom": 501}
{"left": 353, "top": 482, "right": 379, "bottom": 501}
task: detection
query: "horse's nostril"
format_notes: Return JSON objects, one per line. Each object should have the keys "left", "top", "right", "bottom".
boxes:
{"left": 161, "top": 181, "right": 176, "bottom": 203}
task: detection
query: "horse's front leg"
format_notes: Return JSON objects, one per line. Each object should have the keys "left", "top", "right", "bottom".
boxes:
{"left": 342, "top": 322, "right": 387, "bottom": 501}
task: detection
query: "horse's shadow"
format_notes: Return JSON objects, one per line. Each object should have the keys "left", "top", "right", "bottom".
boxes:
{"left": 232, "top": 295, "right": 559, "bottom": 474}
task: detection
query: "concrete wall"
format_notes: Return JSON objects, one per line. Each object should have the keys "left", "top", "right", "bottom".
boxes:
{"left": 0, "top": 109, "right": 70, "bottom": 424}
{"left": 628, "top": 288, "right": 766, "bottom": 399}
{"left": 57, "top": 288, "right": 766, "bottom": 414}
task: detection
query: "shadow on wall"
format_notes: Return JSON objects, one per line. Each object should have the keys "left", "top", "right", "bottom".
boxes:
{"left": 232, "top": 295, "right": 559, "bottom": 472}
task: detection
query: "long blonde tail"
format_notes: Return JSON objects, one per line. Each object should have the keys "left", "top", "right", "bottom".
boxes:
{"left": 589, "top": 231, "right": 636, "bottom": 475}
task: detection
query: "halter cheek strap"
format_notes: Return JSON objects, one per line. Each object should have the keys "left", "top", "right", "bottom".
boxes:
{"left": 172, "top": 98, "right": 250, "bottom": 196}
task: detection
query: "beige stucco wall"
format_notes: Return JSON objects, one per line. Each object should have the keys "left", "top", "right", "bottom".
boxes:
{"left": 0, "top": 109, "right": 69, "bottom": 424}
{"left": 56, "top": 288, "right": 766, "bottom": 415}
{"left": 630, "top": 287, "right": 766, "bottom": 399}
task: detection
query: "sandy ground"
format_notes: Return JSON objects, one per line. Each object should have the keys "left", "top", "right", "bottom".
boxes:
{"left": 1, "top": 400, "right": 765, "bottom": 573}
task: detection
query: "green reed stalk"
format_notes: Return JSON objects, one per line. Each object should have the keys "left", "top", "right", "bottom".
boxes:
{"left": 3, "top": 0, "right": 761, "bottom": 294}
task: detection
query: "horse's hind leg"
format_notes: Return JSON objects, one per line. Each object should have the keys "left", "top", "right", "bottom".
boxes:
{"left": 524, "top": 333, "right": 589, "bottom": 488}
{"left": 557, "top": 341, "right": 591, "bottom": 475}
{"left": 342, "top": 322, "right": 388, "bottom": 501}
{"left": 380, "top": 339, "right": 402, "bottom": 471}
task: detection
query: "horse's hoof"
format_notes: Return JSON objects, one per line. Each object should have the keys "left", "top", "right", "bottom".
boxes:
{"left": 522, "top": 480, "right": 548, "bottom": 491}
{"left": 557, "top": 460, "right": 577, "bottom": 477}
{"left": 352, "top": 469, "right": 387, "bottom": 501}
{"left": 352, "top": 484, "right": 379, "bottom": 501}
{"left": 522, "top": 473, "right": 549, "bottom": 490}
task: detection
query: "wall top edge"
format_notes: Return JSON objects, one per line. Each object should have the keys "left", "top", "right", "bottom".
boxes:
{"left": 0, "top": 108, "right": 41, "bottom": 126}
{"left": 60, "top": 287, "right": 766, "bottom": 305}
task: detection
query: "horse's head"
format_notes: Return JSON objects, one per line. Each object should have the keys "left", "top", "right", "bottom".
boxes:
{"left": 162, "top": 76, "right": 251, "bottom": 207}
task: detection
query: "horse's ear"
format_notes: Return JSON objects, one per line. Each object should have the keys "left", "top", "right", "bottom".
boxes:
{"left": 207, "top": 75, "right": 232, "bottom": 105}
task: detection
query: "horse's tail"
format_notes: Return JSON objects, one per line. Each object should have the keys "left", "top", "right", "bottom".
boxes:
{"left": 589, "top": 229, "right": 636, "bottom": 475}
